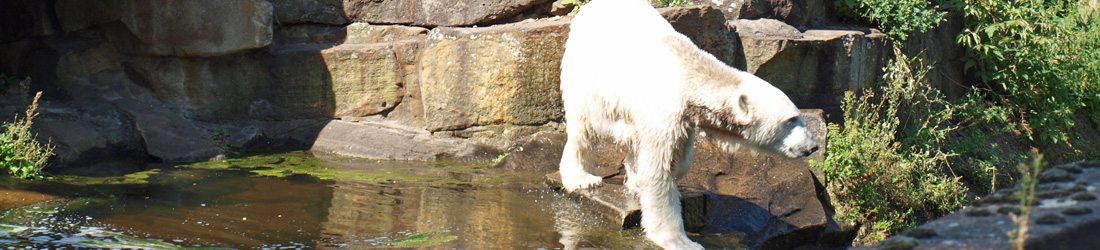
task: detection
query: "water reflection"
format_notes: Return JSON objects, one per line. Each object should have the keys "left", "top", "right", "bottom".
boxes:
{"left": 0, "top": 152, "right": 663, "bottom": 249}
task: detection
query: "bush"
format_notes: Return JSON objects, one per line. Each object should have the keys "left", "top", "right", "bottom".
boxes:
{"left": 815, "top": 48, "right": 967, "bottom": 243}
{"left": 834, "top": 0, "right": 946, "bottom": 40}
{"left": 1, "top": 89, "right": 54, "bottom": 179}
{"left": 958, "top": 0, "right": 1100, "bottom": 146}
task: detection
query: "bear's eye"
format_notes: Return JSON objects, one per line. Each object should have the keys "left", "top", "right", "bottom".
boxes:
{"left": 785, "top": 117, "right": 799, "bottom": 125}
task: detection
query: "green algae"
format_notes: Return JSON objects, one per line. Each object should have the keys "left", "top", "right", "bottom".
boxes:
{"left": 376, "top": 230, "right": 457, "bottom": 248}
{"left": 175, "top": 151, "right": 510, "bottom": 186}
{"left": 49, "top": 169, "right": 163, "bottom": 185}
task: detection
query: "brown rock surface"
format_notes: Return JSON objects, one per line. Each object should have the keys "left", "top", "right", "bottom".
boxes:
{"left": 733, "top": 19, "right": 890, "bottom": 112}
{"left": 419, "top": 18, "right": 569, "bottom": 131}
{"left": 107, "top": 0, "right": 273, "bottom": 56}
{"left": 342, "top": 0, "right": 552, "bottom": 27}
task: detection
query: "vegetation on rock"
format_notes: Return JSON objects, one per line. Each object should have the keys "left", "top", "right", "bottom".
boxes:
{"left": 1, "top": 81, "right": 54, "bottom": 180}
{"left": 825, "top": 0, "right": 1100, "bottom": 244}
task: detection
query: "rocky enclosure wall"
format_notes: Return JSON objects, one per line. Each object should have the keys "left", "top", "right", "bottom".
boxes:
{"left": 0, "top": 0, "right": 969, "bottom": 170}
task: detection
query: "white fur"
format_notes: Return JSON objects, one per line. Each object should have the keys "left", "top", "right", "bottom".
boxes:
{"left": 558, "top": 0, "right": 818, "bottom": 249}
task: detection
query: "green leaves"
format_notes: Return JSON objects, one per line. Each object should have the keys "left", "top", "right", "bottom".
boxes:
{"left": 1, "top": 90, "right": 53, "bottom": 180}
{"left": 835, "top": 0, "right": 945, "bottom": 40}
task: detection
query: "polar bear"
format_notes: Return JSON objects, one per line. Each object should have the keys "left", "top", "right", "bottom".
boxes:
{"left": 558, "top": 0, "right": 819, "bottom": 249}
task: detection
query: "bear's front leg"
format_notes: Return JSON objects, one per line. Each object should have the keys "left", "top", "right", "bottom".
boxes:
{"left": 632, "top": 141, "right": 704, "bottom": 250}
{"left": 559, "top": 124, "right": 603, "bottom": 192}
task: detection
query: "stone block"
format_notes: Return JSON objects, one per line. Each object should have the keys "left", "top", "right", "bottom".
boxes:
{"left": 734, "top": 19, "right": 890, "bottom": 112}
{"left": 108, "top": 0, "right": 273, "bottom": 56}
{"left": 342, "top": 0, "right": 552, "bottom": 27}
{"left": 419, "top": 18, "right": 569, "bottom": 131}
{"left": 270, "top": 0, "right": 349, "bottom": 25}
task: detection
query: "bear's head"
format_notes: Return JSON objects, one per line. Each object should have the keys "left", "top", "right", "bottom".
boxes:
{"left": 687, "top": 71, "right": 819, "bottom": 158}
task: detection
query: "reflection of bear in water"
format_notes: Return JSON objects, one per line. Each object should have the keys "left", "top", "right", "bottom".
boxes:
{"left": 557, "top": 0, "right": 819, "bottom": 249}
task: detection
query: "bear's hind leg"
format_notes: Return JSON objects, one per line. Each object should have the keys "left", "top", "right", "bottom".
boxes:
{"left": 559, "top": 123, "right": 603, "bottom": 192}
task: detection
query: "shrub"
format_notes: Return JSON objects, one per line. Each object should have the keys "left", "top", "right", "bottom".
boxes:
{"left": 834, "top": 0, "right": 946, "bottom": 40}
{"left": 815, "top": 48, "right": 967, "bottom": 243}
{"left": 958, "top": 0, "right": 1100, "bottom": 146}
{"left": 1, "top": 89, "right": 54, "bottom": 179}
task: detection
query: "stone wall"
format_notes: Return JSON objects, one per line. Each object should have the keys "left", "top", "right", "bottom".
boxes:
{"left": 0, "top": 0, "right": 898, "bottom": 170}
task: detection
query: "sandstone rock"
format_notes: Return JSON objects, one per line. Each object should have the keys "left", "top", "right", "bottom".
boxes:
{"left": 55, "top": 0, "right": 123, "bottom": 33}
{"left": 659, "top": 6, "right": 745, "bottom": 70}
{"left": 125, "top": 39, "right": 418, "bottom": 121}
{"left": 321, "top": 43, "right": 406, "bottom": 118}
{"left": 733, "top": 19, "right": 890, "bottom": 111}
{"left": 108, "top": 0, "right": 273, "bottom": 56}
{"left": 270, "top": 0, "right": 348, "bottom": 25}
{"left": 344, "top": 23, "right": 429, "bottom": 44}
{"left": 309, "top": 120, "right": 500, "bottom": 161}
{"left": 342, "top": 0, "right": 552, "bottom": 27}
{"left": 420, "top": 18, "right": 568, "bottom": 131}
{"left": 685, "top": 0, "right": 834, "bottom": 28}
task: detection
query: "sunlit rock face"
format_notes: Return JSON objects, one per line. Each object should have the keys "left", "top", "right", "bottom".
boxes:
{"left": 342, "top": 0, "right": 552, "bottom": 27}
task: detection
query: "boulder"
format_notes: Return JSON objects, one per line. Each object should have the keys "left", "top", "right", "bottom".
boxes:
{"left": 342, "top": 0, "right": 552, "bottom": 27}
{"left": 659, "top": 5, "right": 746, "bottom": 70}
{"left": 108, "top": 0, "right": 273, "bottom": 56}
{"left": 309, "top": 120, "right": 500, "bottom": 162}
{"left": 34, "top": 101, "right": 146, "bottom": 172}
{"left": 419, "top": 18, "right": 569, "bottom": 131}
{"left": 270, "top": 0, "right": 349, "bottom": 25}
{"left": 501, "top": 109, "right": 836, "bottom": 249}
{"left": 733, "top": 19, "right": 890, "bottom": 112}
{"left": 116, "top": 101, "right": 225, "bottom": 163}
{"left": 321, "top": 43, "right": 407, "bottom": 118}
{"left": 684, "top": 0, "right": 835, "bottom": 28}
{"left": 54, "top": 0, "right": 123, "bottom": 33}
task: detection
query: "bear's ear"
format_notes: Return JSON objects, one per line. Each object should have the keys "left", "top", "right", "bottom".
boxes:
{"left": 734, "top": 94, "right": 754, "bottom": 124}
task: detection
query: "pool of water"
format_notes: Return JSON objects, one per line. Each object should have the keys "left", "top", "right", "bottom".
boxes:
{"left": 0, "top": 151, "right": 743, "bottom": 249}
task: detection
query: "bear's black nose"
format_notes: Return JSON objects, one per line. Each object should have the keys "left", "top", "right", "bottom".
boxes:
{"left": 801, "top": 145, "right": 819, "bottom": 157}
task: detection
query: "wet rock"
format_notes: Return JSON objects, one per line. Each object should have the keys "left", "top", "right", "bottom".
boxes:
{"left": 419, "top": 18, "right": 569, "bottom": 131}
{"left": 658, "top": 6, "right": 745, "bottom": 70}
{"left": 107, "top": 0, "right": 273, "bottom": 56}
{"left": 1062, "top": 206, "right": 1093, "bottom": 216}
{"left": 342, "top": 0, "right": 552, "bottom": 27}
{"left": 732, "top": 19, "right": 889, "bottom": 111}
{"left": 495, "top": 132, "right": 566, "bottom": 171}
{"left": 875, "top": 236, "right": 918, "bottom": 250}
{"left": 269, "top": 0, "right": 348, "bottom": 25}
{"left": 309, "top": 120, "right": 499, "bottom": 162}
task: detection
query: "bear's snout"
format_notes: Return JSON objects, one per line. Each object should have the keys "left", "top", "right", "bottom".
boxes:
{"left": 800, "top": 144, "right": 819, "bottom": 157}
